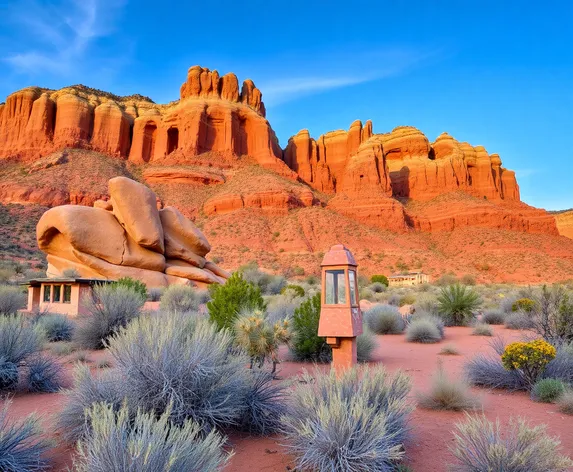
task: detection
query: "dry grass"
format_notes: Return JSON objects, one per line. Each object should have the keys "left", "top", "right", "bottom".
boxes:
{"left": 439, "top": 344, "right": 460, "bottom": 355}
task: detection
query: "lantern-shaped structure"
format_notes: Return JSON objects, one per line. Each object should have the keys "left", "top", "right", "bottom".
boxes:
{"left": 318, "top": 244, "right": 362, "bottom": 370}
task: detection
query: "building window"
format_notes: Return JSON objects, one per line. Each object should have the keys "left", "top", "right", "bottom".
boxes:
{"left": 325, "top": 270, "right": 347, "bottom": 305}
{"left": 53, "top": 285, "right": 61, "bottom": 303}
{"left": 63, "top": 285, "right": 72, "bottom": 303}
{"left": 43, "top": 285, "right": 51, "bottom": 302}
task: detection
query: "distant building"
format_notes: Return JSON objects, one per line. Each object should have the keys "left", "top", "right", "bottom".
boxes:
{"left": 388, "top": 271, "right": 430, "bottom": 287}
{"left": 24, "top": 278, "right": 114, "bottom": 317}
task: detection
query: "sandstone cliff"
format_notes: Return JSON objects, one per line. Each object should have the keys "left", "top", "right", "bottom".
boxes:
{"left": 554, "top": 210, "right": 573, "bottom": 239}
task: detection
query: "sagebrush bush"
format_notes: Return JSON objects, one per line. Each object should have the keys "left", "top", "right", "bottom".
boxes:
{"left": 417, "top": 363, "right": 481, "bottom": 411}
{"left": 464, "top": 353, "right": 527, "bottom": 391}
{"left": 437, "top": 284, "right": 481, "bottom": 326}
{"left": 440, "top": 344, "right": 460, "bottom": 355}
{"left": 147, "top": 287, "right": 164, "bottom": 301}
{"left": 504, "top": 311, "right": 534, "bottom": 329}
{"left": 405, "top": 317, "right": 443, "bottom": 343}
{"left": 472, "top": 323, "right": 493, "bottom": 336}
{"left": 208, "top": 272, "right": 265, "bottom": 330}
{"left": 281, "top": 365, "right": 412, "bottom": 472}
{"left": 481, "top": 309, "right": 505, "bottom": 325}
{"left": 290, "top": 293, "right": 330, "bottom": 362}
{"left": 280, "top": 284, "right": 305, "bottom": 298}
{"left": 74, "top": 402, "right": 230, "bottom": 472}
{"left": 25, "top": 354, "right": 63, "bottom": 393}
{"left": 240, "top": 262, "right": 286, "bottom": 295}
{"left": 413, "top": 293, "right": 439, "bottom": 314}
{"left": 266, "top": 294, "right": 299, "bottom": 323}
{"left": 36, "top": 313, "right": 74, "bottom": 342}
{"left": 107, "top": 313, "right": 286, "bottom": 435}
{"left": 357, "top": 327, "right": 377, "bottom": 362}
{"left": 0, "top": 284, "right": 27, "bottom": 315}
{"left": 531, "top": 378, "right": 566, "bottom": 403}
{"left": 365, "top": 304, "right": 405, "bottom": 334}
{"left": 113, "top": 277, "right": 147, "bottom": 301}
{"left": 74, "top": 284, "right": 144, "bottom": 349}
{"left": 0, "top": 402, "right": 50, "bottom": 472}
{"left": 57, "top": 365, "right": 125, "bottom": 443}
{"left": 160, "top": 285, "right": 201, "bottom": 313}
{"left": 557, "top": 389, "right": 573, "bottom": 414}
{"left": 450, "top": 414, "right": 573, "bottom": 472}
{"left": 369, "top": 282, "right": 386, "bottom": 293}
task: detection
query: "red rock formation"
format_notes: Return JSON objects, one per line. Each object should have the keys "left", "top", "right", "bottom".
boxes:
{"left": 554, "top": 210, "right": 573, "bottom": 239}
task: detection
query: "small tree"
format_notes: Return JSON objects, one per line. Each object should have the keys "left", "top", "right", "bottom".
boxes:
{"left": 370, "top": 275, "right": 389, "bottom": 286}
{"left": 530, "top": 285, "right": 573, "bottom": 343}
{"left": 290, "top": 293, "right": 330, "bottom": 362}
{"left": 207, "top": 272, "right": 265, "bottom": 330}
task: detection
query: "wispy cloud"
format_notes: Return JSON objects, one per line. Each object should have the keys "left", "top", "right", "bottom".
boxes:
{"left": 258, "top": 47, "right": 440, "bottom": 107}
{"left": 4, "top": 0, "right": 127, "bottom": 77}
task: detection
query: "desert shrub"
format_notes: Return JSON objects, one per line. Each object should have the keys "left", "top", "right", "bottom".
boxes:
{"left": 0, "top": 402, "right": 50, "bottom": 472}
{"left": 440, "top": 344, "right": 460, "bottom": 355}
{"left": 113, "top": 276, "right": 147, "bottom": 301}
{"left": 413, "top": 293, "right": 439, "bottom": 314}
{"left": 36, "top": 313, "right": 74, "bottom": 342}
{"left": 501, "top": 339, "right": 556, "bottom": 387}
{"left": 460, "top": 274, "right": 476, "bottom": 285}
{"left": 74, "top": 402, "right": 229, "bottom": 472}
{"left": 450, "top": 414, "right": 573, "bottom": 472}
{"left": 290, "top": 293, "right": 330, "bottom": 362}
{"left": 557, "top": 389, "right": 573, "bottom": 414}
{"left": 0, "top": 315, "right": 61, "bottom": 393}
{"left": 544, "top": 344, "right": 573, "bottom": 385}
{"left": 365, "top": 304, "right": 405, "bottom": 334}
{"left": 234, "top": 309, "right": 292, "bottom": 372}
{"left": 280, "top": 284, "right": 305, "bottom": 298}
{"left": 281, "top": 365, "right": 412, "bottom": 472}
{"left": 371, "top": 274, "right": 389, "bottom": 286}
{"left": 529, "top": 285, "right": 573, "bottom": 343}
{"left": 357, "top": 327, "right": 377, "bottom": 362}
{"left": 24, "top": 354, "right": 62, "bottom": 393}
{"left": 435, "top": 273, "right": 457, "bottom": 286}
{"left": 472, "top": 323, "right": 493, "bottom": 336}
{"left": 74, "top": 284, "right": 144, "bottom": 350}
{"left": 62, "top": 267, "right": 81, "bottom": 277}
{"left": 241, "top": 262, "right": 287, "bottom": 295}
{"left": 504, "top": 311, "right": 534, "bottom": 329}
{"left": 107, "top": 313, "right": 285, "bottom": 434}
{"left": 481, "top": 308, "right": 505, "bottom": 324}
{"left": 531, "top": 378, "right": 566, "bottom": 403}
{"left": 369, "top": 282, "right": 386, "bottom": 293}
{"left": 160, "top": 285, "right": 201, "bottom": 313}
{"left": 47, "top": 341, "right": 75, "bottom": 356}
{"left": 57, "top": 365, "right": 125, "bottom": 443}
{"left": 417, "top": 363, "right": 480, "bottom": 411}
{"left": 0, "top": 284, "right": 27, "bottom": 315}
{"left": 512, "top": 297, "right": 537, "bottom": 313}
{"left": 405, "top": 317, "right": 443, "bottom": 343}
{"left": 208, "top": 272, "right": 265, "bottom": 330}
{"left": 147, "top": 287, "right": 164, "bottom": 301}
{"left": 437, "top": 284, "right": 481, "bottom": 326}
{"left": 399, "top": 293, "right": 416, "bottom": 306}
{"left": 266, "top": 295, "right": 299, "bottom": 323}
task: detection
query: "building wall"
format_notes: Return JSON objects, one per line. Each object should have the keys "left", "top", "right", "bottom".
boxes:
{"left": 31, "top": 283, "right": 83, "bottom": 317}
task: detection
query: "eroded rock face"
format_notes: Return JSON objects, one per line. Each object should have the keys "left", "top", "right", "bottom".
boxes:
{"left": 555, "top": 210, "right": 573, "bottom": 239}
{"left": 284, "top": 125, "right": 520, "bottom": 202}
{"left": 37, "top": 177, "right": 228, "bottom": 287}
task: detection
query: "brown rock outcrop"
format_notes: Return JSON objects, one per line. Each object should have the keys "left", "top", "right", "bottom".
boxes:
{"left": 554, "top": 210, "right": 573, "bottom": 239}
{"left": 36, "top": 177, "right": 227, "bottom": 287}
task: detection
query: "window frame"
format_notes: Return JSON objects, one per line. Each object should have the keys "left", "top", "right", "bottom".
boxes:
{"left": 324, "top": 269, "right": 348, "bottom": 306}
{"left": 43, "top": 284, "right": 51, "bottom": 303}
{"left": 63, "top": 284, "right": 72, "bottom": 304}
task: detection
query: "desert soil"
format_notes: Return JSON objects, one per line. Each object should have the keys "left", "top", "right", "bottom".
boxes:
{"left": 2, "top": 326, "right": 572, "bottom": 472}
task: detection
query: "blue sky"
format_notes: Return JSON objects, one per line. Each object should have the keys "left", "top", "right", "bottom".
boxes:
{"left": 0, "top": 0, "right": 571, "bottom": 210}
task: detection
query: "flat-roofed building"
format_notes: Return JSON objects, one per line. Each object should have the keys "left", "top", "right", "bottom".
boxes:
{"left": 388, "top": 271, "right": 430, "bottom": 287}
{"left": 24, "top": 278, "right": 114, "bottom": 317}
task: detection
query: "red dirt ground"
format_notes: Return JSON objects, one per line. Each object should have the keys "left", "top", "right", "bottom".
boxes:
{"left": 2, "top": 327, "right": 572, "bottom": 472}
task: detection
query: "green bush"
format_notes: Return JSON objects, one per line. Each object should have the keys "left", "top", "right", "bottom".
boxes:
{"left": 280, "top": 284, "right": 305, "bottom": 298}
{"left": 208, "top": 272, "right": 265, "bottom": 330}
{"left": 512, "top": 297, "right": 537, "bottom": 313}
{"left": 74, "top": 402, "right": 230, "bottom": 472}
{"left": 281, "top": 365, "right": 412, "bottom": 472}
{"left": 0, "top": 284, "right": 27, "bottom": 315}
{"left": 437, "top": 284, "right": 481, "bottom": 326}
{"left": 531, "top": 378, "right": 567, "bottom": 403}
{"left": 370, "top": 274, "right": 389, "bottom": 286}
{"left": 160, "top": 285, "right": 201, "bottom": 313}
{"left": 451, "top": 414, "right": 573, "bottom": 472}
{"left": 113, "top": 277, "right": 147, "bottom": 301}
{"left": 290, "top": 293, "right": 330, "bottom": 362}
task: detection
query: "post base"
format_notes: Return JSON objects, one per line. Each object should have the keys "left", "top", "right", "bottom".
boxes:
{"left": 331, "top": 337, "right": 357, "bottom": 371}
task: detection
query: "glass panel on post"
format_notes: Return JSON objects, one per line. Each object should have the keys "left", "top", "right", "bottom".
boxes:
{"left": 325, "top": 269, "right": 347, "bottom": 305}
{"left": 348, "top": 270, "right": 357, "bottom": 305}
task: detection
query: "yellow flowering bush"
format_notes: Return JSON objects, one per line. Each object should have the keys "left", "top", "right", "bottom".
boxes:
{"left": 501, "top": 339, "right": 556, "bottom": 387}
{"left": 511, "top": 298, "right": 537, "bottom": 313}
